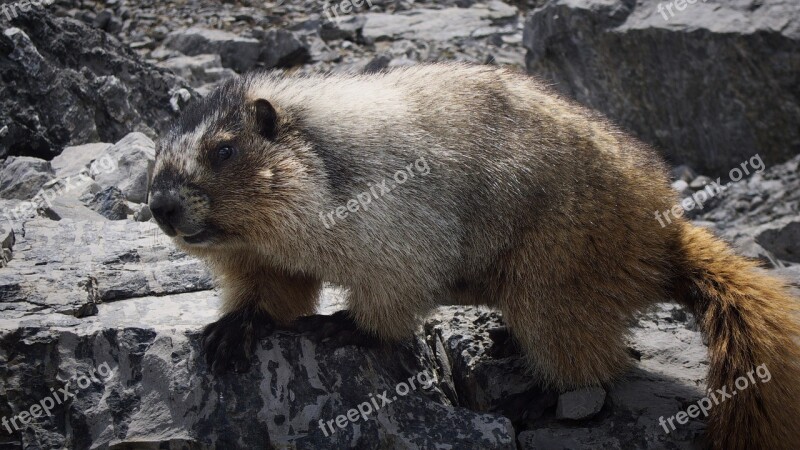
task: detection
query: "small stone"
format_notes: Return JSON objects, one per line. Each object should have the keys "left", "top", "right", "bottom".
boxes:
{"left": 671, "top": 179, "right": 692, "bottom": 197}
{"left": 134, "top": 204, "right": 153, "bottom": 223}
{"left": 671, "top": 165, "right": 697, "bottom": 183}
{"left": 556, "top": 386, "right": 606, "bottom": 420}
{"left": 689, "top": 176, "right": 714, "bottom": 190}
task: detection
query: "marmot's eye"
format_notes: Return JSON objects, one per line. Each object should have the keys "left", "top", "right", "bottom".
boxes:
{"left": 216, "top": 145, "right": 235, "bottom": 162}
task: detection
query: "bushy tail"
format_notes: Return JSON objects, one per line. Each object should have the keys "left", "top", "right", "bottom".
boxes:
{"left": 674, "top": 223, "right": 800, "bottom": 450}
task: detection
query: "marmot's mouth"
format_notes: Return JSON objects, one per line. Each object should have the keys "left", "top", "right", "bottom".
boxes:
{"left": 183, "top": 228, "right": 216, "bottom": 245}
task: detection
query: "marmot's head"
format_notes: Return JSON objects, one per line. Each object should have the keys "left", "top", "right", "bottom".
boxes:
{"left": 149, "top": 77, "right": 319, "bottom": 253}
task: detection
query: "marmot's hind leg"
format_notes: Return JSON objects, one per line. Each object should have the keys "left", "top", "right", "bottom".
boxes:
{"left": 497, "top": 287, "right": 631, "bottom": 389}
{"left": 490, "top": 229, "right": 665, "bottom": 389}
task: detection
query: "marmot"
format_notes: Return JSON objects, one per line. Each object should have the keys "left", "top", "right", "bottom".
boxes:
{"left": 149, "top": 63, "right": 800, "bottom": 449}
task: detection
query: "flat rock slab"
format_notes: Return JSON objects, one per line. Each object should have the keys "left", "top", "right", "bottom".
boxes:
{"left": 0, "top": 218, "right": 212, "bottom": 319}
{"left": 363, "top": 2, "right": 517, "bottom": 42}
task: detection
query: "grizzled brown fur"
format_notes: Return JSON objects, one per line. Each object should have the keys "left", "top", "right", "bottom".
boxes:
{"left": 150, "top": 64, "right": 800, "bottom": 449}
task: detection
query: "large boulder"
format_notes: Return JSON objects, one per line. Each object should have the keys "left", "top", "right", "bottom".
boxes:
{"left": 93, "top": 132, "right": 156, "bottom": 204}
{"left": 523, "top": 0, "right": 800, "bottom": 175}
{"left": 0, "top": 156, "right": 54, "bottom": 200}
{"left": 0, "top": 10, "right": 197, "bottom": 160}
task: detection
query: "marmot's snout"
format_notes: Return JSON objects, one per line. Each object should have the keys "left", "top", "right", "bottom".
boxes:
{"left": 149, "top": 174, "right": 212, "bottom": 245}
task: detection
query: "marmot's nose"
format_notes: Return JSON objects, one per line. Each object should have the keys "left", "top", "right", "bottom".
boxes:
{"left": 149, "top": 191, "right": 182, "bottom": 232}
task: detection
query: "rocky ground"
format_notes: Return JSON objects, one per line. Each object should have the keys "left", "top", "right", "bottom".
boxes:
{"left": 0, "top": 0, "right": 798, "bottom": 449}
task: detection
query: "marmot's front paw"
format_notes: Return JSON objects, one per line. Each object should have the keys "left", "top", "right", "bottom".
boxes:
{"left": 487, "top": 325, "right": 521, "bottom": 359}
{"left": 201, "top": 308, "right": 274, "bottom": 374}
{"left": 293, "top": 310, "right": 378, "bottom": 348}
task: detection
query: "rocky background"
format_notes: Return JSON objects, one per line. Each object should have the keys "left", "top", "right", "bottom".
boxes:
{"left": 0, "top": 0, "right": 798, "bottom": 449}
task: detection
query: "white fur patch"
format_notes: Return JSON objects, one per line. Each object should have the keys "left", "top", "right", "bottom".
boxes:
{"left": 169, "top": 115, "right": 216, "bottom": 177}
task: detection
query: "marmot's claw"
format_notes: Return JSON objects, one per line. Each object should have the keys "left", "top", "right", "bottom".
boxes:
{"left": 294, "top": 310, "right": 379, "bottom": 348}
{"left": 487, "top": 325, "right": 521, "bottom": 359}
{"left": 201, "top": 308, "right": 274, "bottom": 375}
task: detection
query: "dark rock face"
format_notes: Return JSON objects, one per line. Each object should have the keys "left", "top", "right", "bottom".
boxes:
{"left": 523, "top": 0, "right": 800, "bottom": 175}
{"left": 0, "top": 10, "right": 196, "bottom": 160}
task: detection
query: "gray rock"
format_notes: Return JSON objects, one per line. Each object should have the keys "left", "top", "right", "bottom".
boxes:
{"left": 363, "top": 3, "right": 517, "bottom": 42}
{"left": 689, "top": 176, "right": 714, "bottom": 190}
{"left": 85, "top": 186, "right": 132, "bottom": 220}
{"left": 0, "top": 218, "right": 214, "bottom": 317}
{"left": 519, "top": 427, "right": 623, "bottom": 449}
{"left": 92, "top": 9, "right": 122, "bottom": 33}
{"left": 523, "top": 0, "right": 800, "bottom": 175}
{"left": 0, "top": 156, "right": 54, "bottom": 200}
{"left": 0, "top": 301, "right": 516, "bottom": 449}
{"left": 364, "top": 54, "right": 393, "bottom": 73}
{"left": 425, "top": 307, "right": 554, "bottom": 417}
{"left": 255, "top": 28, "right": 312, "bottom": 68}
{"left": 50, "top": 143, "right": 112, "bottom": 180}
{"left": 157, "top": 54, "right": 237, "bottom": 88}
{"left": 134, "top": 204, "right": 153, "bottom": 222}
{"left": 320, "top": 15, "right": 367, "bottom": 42}
{"left": 671, "top": 179, "right": 691, "bottom": 197}
{"left": 555, "top": 387, "right": 606, "bottom": 420}
{"left": 41, "top": 196, "right": 108, "bottom": 223}
{"left": 755, "top": 219, "right": 800, "bottom": 264}
{"left": 728, "top": 236, "right": 784, "bottom": 269}
{"left": 163, "top": 27, "right": 263, "bottom": 72}
{"left": 0, "top": 11, "right": 197, "bottom": 160}
{"left": 697, "top": 155, "right": 800, "bottom": 248}
{"left": 0, "top": 222, "right": 14, "bottom": 268}
{"left": 671, "top": 165, "right": 698, "bottom": 183}
{"left": 93, "top": 132, "right": 156, "bottom": 204}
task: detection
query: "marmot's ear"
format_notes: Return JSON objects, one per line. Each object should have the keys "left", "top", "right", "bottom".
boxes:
{"left": 253, "top": 99, "right": 278, "bottom": 140}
